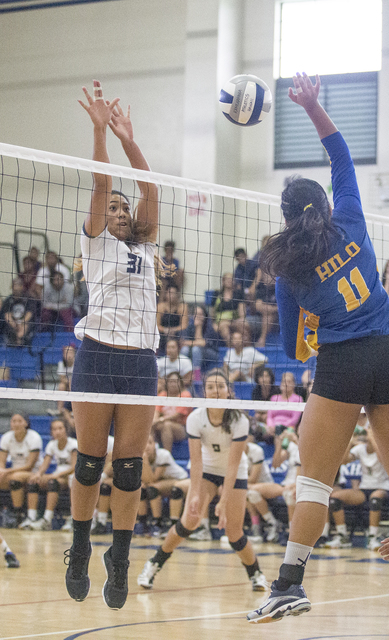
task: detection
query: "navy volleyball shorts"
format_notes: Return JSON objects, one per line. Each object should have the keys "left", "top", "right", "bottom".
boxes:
{"left": 202, "top": 472, "right": 248, "bottom": 490}
{"left": 312, "top": 334, "right": 389, "bottom": 405}
{"left": 71, "top": 336, "right": 158, "bottom": 396}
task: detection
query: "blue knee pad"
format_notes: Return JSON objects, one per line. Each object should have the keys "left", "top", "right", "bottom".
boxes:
{"left": 229, "top": 535, "right": 248, "bottom": 552}
{"left": 369, "top": 496, "right": 383, "bottom": 511}
{"left": 112, "top": 457, "right": 143, "bottom": 492}
{"left": 175, "top": 519, "right": 196, "bottom": 538}
{"left": 329, "top": 497, "right": 343, "bottom": 512}
{"left": 47, "top": 479, "right": 60, "bottom": 492}
{"left": 9, "top": 480, "right": 23, "bottom": 491}
{"left": 170, "top": 486, "right": 184, "bottom": 500}
{"left": 145, "top": 486, "right": 160, "bottom": 500}
{"left": 75, "top": 451, "right": 106, "bottom": 487}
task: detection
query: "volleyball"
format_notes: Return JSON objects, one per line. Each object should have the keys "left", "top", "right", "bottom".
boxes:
{"left": 219, "top": 74, "right": 272, "bottom": 126}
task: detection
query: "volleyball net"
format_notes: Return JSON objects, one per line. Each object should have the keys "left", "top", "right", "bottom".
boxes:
{"left": 0, "top": 142, "right": 388, "bottom": 415}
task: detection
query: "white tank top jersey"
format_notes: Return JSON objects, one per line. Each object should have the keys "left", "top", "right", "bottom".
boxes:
{"left": 281, "top": 440, "right": 301, "bottom": 487}
{"left": 44, "top": 437, "right": 77, "bottom": 474}
{"left": 151, "top": 447, "right": 188, "bottom": 480}
{"left": 0, "top": 429, "right": 43, "bottom": 472}
{"left": 246, "top": 442, "right": 273, "bottom": 483}
{"left": 75, "top": 226, "right": 159, "bottom": 351}
{"left": 350, "top": 443, "right": 389, "bottom": 490}
{"left": 186, "top": 407, "right": 249, "bottom": 480}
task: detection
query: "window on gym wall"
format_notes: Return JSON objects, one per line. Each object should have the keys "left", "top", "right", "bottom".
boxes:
{"left": 273, "top": 0, "right": 382, "bottom": 169}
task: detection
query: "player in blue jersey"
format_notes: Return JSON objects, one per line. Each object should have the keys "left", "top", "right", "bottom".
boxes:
{"left": 247, "top": 72, "right": 389, "bottom": 624}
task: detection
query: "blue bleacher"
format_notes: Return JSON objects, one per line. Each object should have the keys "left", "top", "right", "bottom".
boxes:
{"left": 31, "top": 332, "right": 82, "bottom": 365}
{"left": 0, "top": 346, "right": 40, "bottom": 380}
{"left": 29, "top": 415, "right": 52, "bottom": 435}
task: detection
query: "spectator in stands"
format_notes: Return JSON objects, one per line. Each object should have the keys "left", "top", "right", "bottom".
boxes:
{"left": 297, "top": 369, "right": 314, "bottom": 401}
{"left": 252, "top": 366, "right": 279, "bottom": 401}
{"left": 35, "top": 250, "right": 71, "bottom": 296}
{"left": 180, "top": 305, "right": 226, "bottom": 379}
{"left": 27, "top": 246, "right": 42, "bottom": 274}
{"left": 247, "top": 270, "right": 278, "bottom": 347}
{"left": 137, "top": 433, "right": 188, "bottom": 537}
{"left": 1, "top": 277, "right": 37, "bottom": 346}
{"left": 249, "top": 410, "right": 271, "bottom": 444}
{"left": 152, "top": 371, "right": 192, "bottom": 451}
{"left": 19, "top": 256, "right": 41, "bottom": 300}
{"left": 234, "top": 248, "right": 258, "bottom": 295}
{"left": 325, "top": 424, "right": 389, "bottom": 551}
{"left": 211, "top": 273, "right": 245, "bottom": 344}
{"left": 73, "top": 254, "right": 89, "bottom": 319}
{"left": 223, "top": 330, "right": 267, "bottom": 383}
{"left": 157, "top": 283, "right": 189, "bottom": 355}
{"left": 160, "top": 240, "right": 184, "bottom": 298}
{"left": 157, "top": 337, "right": 193, "bottom": 388}
{"left": 382, "top": 260, "right": 389, "bottom": 295}
{"left": 0, "top": 532, "right": 19, "bottom": 568}
{"left": 20, "top": 418, "right": 77, "bottom": 531}
{"left": 40, "top": 271, "right": 74, "bottom": 332}
{"left": 266, "top": 372, "right": 304, "bottom": 434}
{"left": 0, "top": 412, "right": 42, "bottom": 528}
{"left": 252, "top": 235, "right": 270, "bottom": 266}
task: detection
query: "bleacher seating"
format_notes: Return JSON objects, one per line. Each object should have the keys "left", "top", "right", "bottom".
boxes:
{"left": 31, "top": 332, "right": 81, "bottom": 366}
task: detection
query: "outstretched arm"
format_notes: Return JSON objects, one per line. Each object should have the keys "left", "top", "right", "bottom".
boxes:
{"left": 78, "top": 80, "right": 120, "bottom": 237}
{"left": 109, "top": 104, "right": 159, "bottom": 243}
{"left": 289, "top": 72, "right": 337, "bottom": 140}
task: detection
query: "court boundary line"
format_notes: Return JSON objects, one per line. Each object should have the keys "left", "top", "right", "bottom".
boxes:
{"left": 1, "top": 591, "right": 389, "bottom": 640}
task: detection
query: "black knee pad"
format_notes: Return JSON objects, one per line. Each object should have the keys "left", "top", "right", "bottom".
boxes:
{"left": 47, "top": 479, "right": 60, "bottom": 493}
{"left": 170, "top": 486, "right": 184, "bottom": 500}
{"left": 100, "top": 483, "right": 112, "bottom": 497}
{"left": 9, "top": 480, "right": 23, "bottom": 491}
{"left": 75, "top": 451, "right": 106, "bottom": 487}
{"left": 229, "top": 535, "right": 248, "bottom": 552}
{"left": 369, "top": 496, "right": 383, "bottom": 511}
{"left": 146, "top": 486, "right": 160, "bottom": 500}
{"left": 112, "top": 457, "right": 143, "bottom": 492}
{"left": 175, "top": 519, "right": 196, "bottom": 538}
{"left": 329, "top": 497, "right": 343, "bottom": 512}
{"left": 140, "top": 487, "right": 147, "bottom": 501}
{"left": 27, "top": 483, "right": 40, "bottom": 494}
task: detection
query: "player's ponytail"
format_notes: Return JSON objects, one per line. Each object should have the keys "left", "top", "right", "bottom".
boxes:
{"left": 260, "top": 177, "right": 340, "bottom": 287}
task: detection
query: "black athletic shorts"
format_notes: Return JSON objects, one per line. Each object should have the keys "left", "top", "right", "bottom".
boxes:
{"left": 312, "top": 334, "right": 389, "bottom": 405}
{"left": 71, "top": 336, "right": 158, "bottom": 396}
{"left": 202, "top": 472, "right": 247, "bottom": 490}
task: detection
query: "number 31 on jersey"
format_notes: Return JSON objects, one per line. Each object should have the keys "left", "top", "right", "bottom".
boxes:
{"left": 127, "top": 252, "right": 143, "bottom": 275}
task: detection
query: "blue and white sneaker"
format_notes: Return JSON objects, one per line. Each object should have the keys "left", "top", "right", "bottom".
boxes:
{"left": 247, "top": 581, "right": 311, "bottom": 624}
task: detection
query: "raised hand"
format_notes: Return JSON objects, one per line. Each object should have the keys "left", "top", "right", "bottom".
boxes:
{"left": 288, "top": 72, "right": 321, "bottom": 110}
{"left": 78, "top": 80, "right": 120, "bottom": 129}
{"left": 109, "top": 103, "right": 134, "bottom": 144}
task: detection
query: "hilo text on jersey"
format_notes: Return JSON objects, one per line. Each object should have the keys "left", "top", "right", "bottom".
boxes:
{"left": 315, "top": 241, "right": 360, "bottom": 283}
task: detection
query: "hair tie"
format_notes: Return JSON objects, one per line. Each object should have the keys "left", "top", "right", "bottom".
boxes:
{"left": 303, "top": 203, "right": 313, "bottom": 212}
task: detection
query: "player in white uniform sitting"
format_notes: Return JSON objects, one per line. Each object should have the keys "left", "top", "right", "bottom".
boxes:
{"left": 137, "top": 433, "right": 188, "bottom": 537}
{"left": 19, "top": 419, "right": 77, "bottom": 531}
{"left": 137, "top": 369, "right": 268, "bottom": 591}
{"left": 0, "top": 413, "right": 42, "bottom": 528}
{"left": 325, "top": 424, "right": 389, "bottom": 551}
{"left": 247, "top": 428, "right": 301, "bottom": 543}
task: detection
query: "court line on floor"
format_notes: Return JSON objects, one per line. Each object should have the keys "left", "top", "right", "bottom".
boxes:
{"left": 2, "top": 591, "right": 389, "bottom": 640}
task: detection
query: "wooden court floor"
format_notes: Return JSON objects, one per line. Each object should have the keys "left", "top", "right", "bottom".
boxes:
{"left": 0, "top": 529, "right": 389, "bottom": 640}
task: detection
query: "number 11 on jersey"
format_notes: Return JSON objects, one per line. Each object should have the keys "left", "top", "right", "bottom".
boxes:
{"left": 338, "top": 266, "right": 370, "bottom": 312}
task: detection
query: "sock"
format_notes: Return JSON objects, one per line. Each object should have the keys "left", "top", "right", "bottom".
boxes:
{"left": 28, "top": 509, "right": 37, "bottom": 521}
{"left": 275, "top": 541, "right": 313, "bottom": 591}
{"left": 321, "top": 521, "right": 330, "bottom": 538}
{"left": 243, "top": 558, "right": 260, "bottom": 578}
{"left": 97, "top": 512, "right": 108, "bottom": 526}
{"left": 336, "top": 523, "right": 348, "bottom": 536}
{"left": 251, "top": 515, "right": 260, "bottom": 526}
{"left": 369, "top": 526, "right": 379, "bottom": 536}
{"left": 43, "top": 510, "right": 54, "bottom": 523}
{"left": 112, "top": 529, "right": 133, "bottom": 564}
{"left": 201, "top": 517, "right": 210, "bottom": 530}
{"left": 152, "top": 546, "right": 172, "bottom": 568}
{"left": 262, "top": 511, "right": 276, "bottom": 524}
{"left": 0, "top": 539, "right": 11, "bottom": 555}
{"left": 72, "top": 519, "right": 92, "bottom": 554}
{"left": 13, "top": 507, "right": 23, "bottom": 515}
{"left": 170, "top": 517, "right": 179, "bottom": 525}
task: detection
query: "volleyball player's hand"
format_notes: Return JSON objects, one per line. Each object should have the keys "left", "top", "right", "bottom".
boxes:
{"left": 288, "top": 72, "right": 321, "bottom": 111}
{"left": 378, "top": 538, "right": 389, "bottom": 560}
{"left": 109, "top": 104, "right": 134, "bottom": 144}
{"left": 215, "top": 499, "right": 227, "bottom": 530}
{"left": 78, "top": 80, "right": 120, "bottom": 129}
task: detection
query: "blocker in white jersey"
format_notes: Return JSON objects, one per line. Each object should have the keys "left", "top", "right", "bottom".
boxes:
{"left": 45, "top": 437, "right": 78, "bottom": 475}
{"left": 0, "top": 428, "right": 42, "bottom": 472}
{"left": 138, "top": 370, "right": 268, "bottom": 592}
{"left": 66, "top": 80, "right": 160, "bottom": 611}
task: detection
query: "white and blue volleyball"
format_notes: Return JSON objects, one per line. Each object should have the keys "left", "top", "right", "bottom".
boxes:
{"left": 219, "top": 74, "right": 272, "bottom": 126}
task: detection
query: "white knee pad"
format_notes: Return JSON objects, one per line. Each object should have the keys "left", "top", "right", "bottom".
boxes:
{"left": 247, "top": 489, "right": 262, "bottom": 504}
{"left": 296, "top": 475, "right": 332, "bottom": 507}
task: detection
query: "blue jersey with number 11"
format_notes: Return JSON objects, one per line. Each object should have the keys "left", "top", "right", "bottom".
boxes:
{"left": 276, "top": 131, "right": 389, "bottom": 362}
